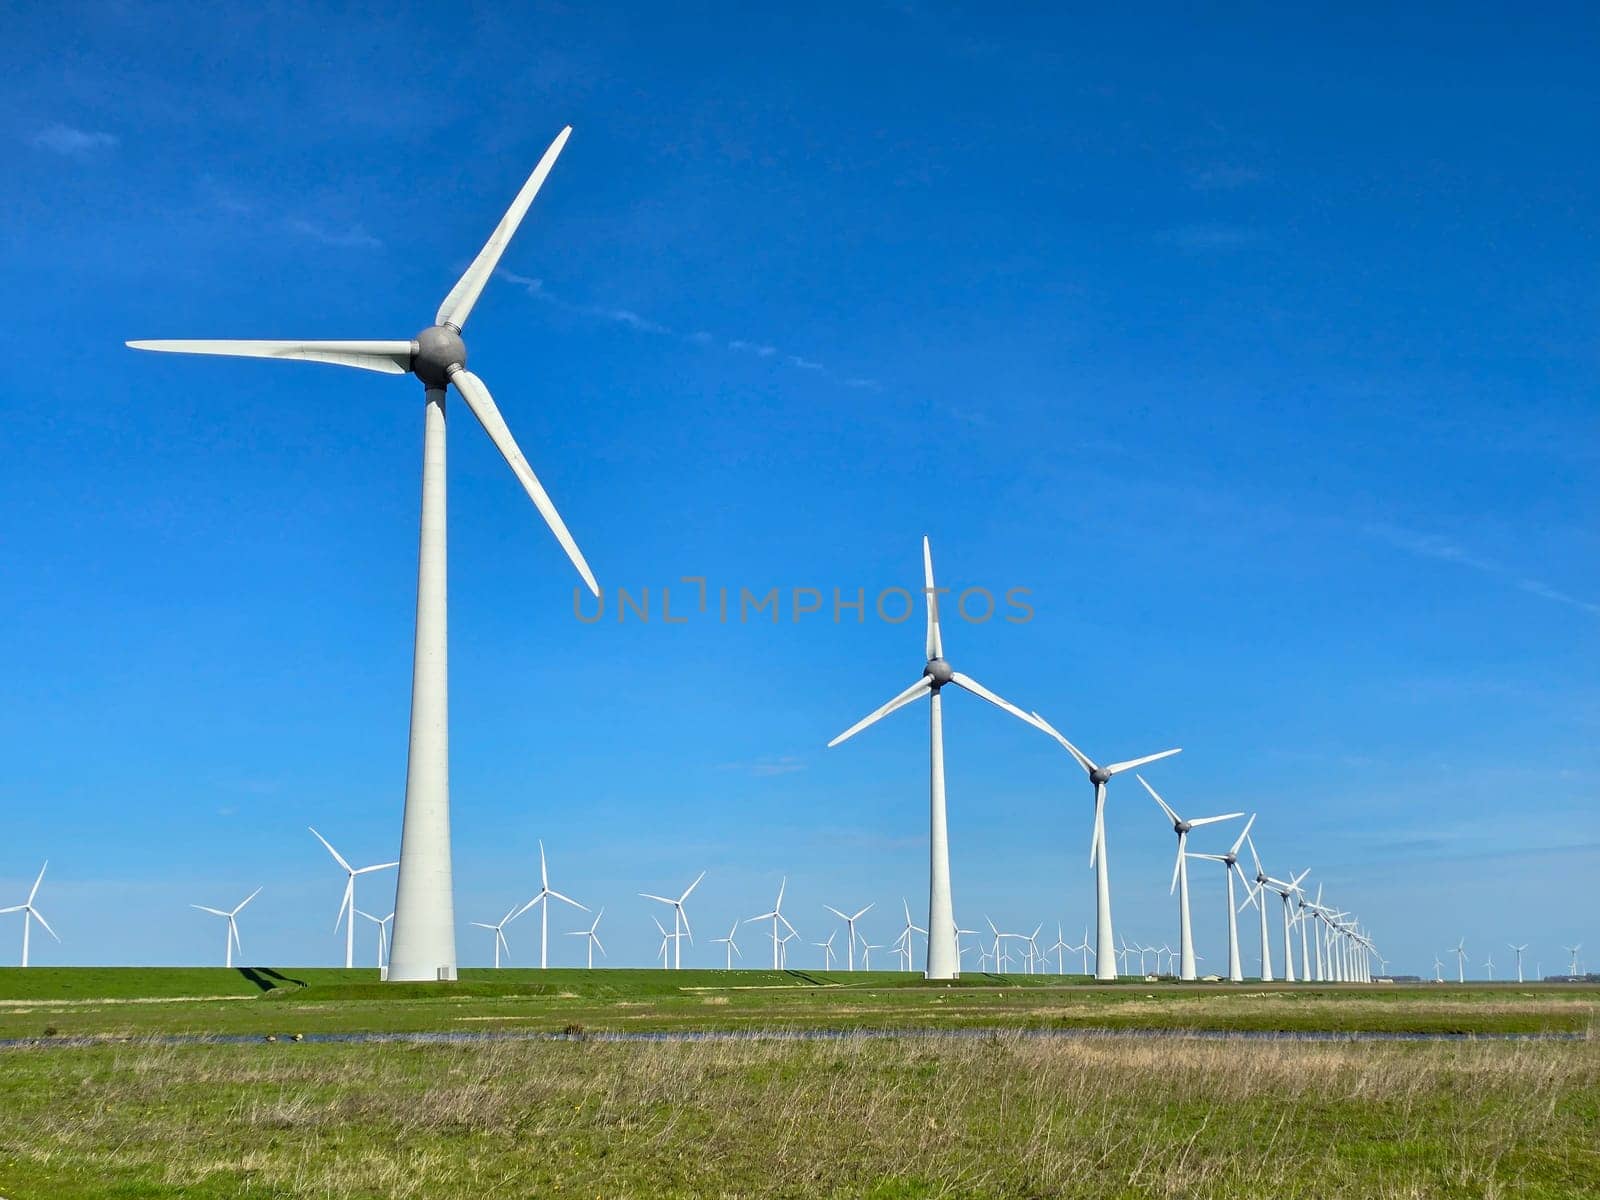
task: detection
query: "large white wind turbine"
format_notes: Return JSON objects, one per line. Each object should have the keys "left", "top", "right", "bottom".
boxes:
{"left": 824, "top": 903, "right": 874, "bottom": 971}
{"left": 517, "top": 841, "right": 588, "bottom": 969}
{"left": 745, "top": 877, "right": 798, "bottom": 969}
{"left": 827, "top": 538, "right": 1037, "bottom": 980}
{"left": 310, "top": 828, "right": 399, "bottom": 969}
{"left": 1454, "top": 938, "right": 1468, "bottom": 983}
{"left": 0, "top": 863, "right": 58, "bottom": 968}
{"left": 641, "top": 871, "right": 704, "bottom": 970}
{"left": 1139, "top": 776, "right": 1239, "bottom": 982}
{"left": 190, "top": 887, "right": 261, "bottom": 969}
{"left": 129, "top": 127, "right": 599, "bottom": 982}
{"left": 1029, "top": 713, "right": 1181, "bottom": 980}
{"left": 1258, "top": 868, "right": 1309, "bottom": 983}
{"left": 1187, "top": 813, "right": 1256, "bottom": 982}
{"left": 469, "top": 903, "right": 522, "bottom": 968}
{"left": 566, "top": 908, "right": 605, "bottom": 969}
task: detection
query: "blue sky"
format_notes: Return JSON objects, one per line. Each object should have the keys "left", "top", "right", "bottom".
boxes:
{"left": 1, "top": 3, "right": 1595, "bottom": 978}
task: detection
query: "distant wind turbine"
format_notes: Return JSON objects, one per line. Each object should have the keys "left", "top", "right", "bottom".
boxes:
{"left": 1187, "top": 814, "right": 1256, "bottom": 982}
{"left": 745, "top": 877, "right": 798, "bottom": 969}
{"left": 1455, "top": 938, "right": 1468, "bottom": 984}
{"left": 517, "top": 841, "right": 588, "bottom": 968}
{"left": 1507, "top": 943, "right": 1528, "bottom": 984}
{"left": 190, "top": 886, "right": 261, "bottom": 969}
{"left": 641, "top": 871, "right": 704, "bottom": 970}
{"left": 1139, "top": 776, "right": 1239, "bottom": 981}
{"left": 824, "top": 903, "right": 874, "bottom": 971}
{"left": 469, "top": 903, "right": 522, "bottom": 968}
{"left": 566, "top": 908, "right": 605, "bottom": 969}
{"left": 130, "top": 126, "right": 598, "bottom": 982}
{"left": 814, "top": 931, "right": 838, "bottom": 971}
{"left": 827, "top": 537, "right": 1038, "bottom": 980}
{"left": 712, "top": 921, "right": 742, "bottom": 970}
{"left": 1030, "top": 712, "right": 1181, "bottom": 980}
{"left": 356, "top": 909, "right": 393, "bottom": 970}
{"left": 310, "top": 828, "right": 398, "bottom": 970}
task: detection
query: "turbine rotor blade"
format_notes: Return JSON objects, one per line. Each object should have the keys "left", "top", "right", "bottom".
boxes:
{"left": 31, "top": 909, "right": 60, "bottom": 942}
{"left": 923, "top": 536, "right": 943, "bottom": 661}
{"left": 309, "top": 828, "right": 353, "bottom": 874}
{"left": 233, "top": 887, "right": 264, "bottom": 915}
{"left": 679, "top": 871, "right": 706, "bottom": 903}
{"left": 436, "top": 126, "right": 572, "bottom": 331}
{"left": 192, "top": 905, "right": 229, "bottom": 917}
{"left": 827, "top": 677, "right": 932, "bottom": 748}
{"left": 126, "top": 339, "right": 414, "bottom": 375}
{"left": 1030, "top": 712, "right": 1097, "bottom": 777}
{"left": 28, "top": 863, "right": 47, "bottom": 904}
{"left": 1230, "top": 814, "right": 1256, "bottom": 857}
{"left": 449, "top": 366, "right": 599, "bottom": 596}
{"left": 948, "top": 672, "right": 1035, "bottom": 728}
{"left": 1105, "top": 747, "right": 1182, "bottom": 776}
{"left": 1170, "top": 833, "right": 1185, "bottom": 894}
{"left": 1090, "top": 790, "right": 1106, "bottom": 868}
{"left": 1136, "top": 774, "right": 1180, "bottom": 824}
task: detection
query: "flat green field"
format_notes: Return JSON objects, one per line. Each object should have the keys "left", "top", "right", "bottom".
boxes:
{"left": 0, "top": 966, "right": 1594, "bottom": 1039}
{"left": 0, "top": 970, "right": 1595, "bottom": 1198}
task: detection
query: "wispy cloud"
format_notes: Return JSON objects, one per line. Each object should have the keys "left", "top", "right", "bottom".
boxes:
{"left": 29, "top": 122, "right": 117, "bottom": 158}
{"left": 286, "top": 218, "right": 383, "bottom": 250}
{"left": 497, "top": 269, "right": 877, "bottom": 389}
{"left": 1159, "top": 224, "right": 1259, "bottom": 252}
{"left": 1188, "top": 164, "right": 1264, "bottom": 191}
{"left": 1367, "top": 522, "right": 1599, "bottom": 616}
{"left": 715, "top": 755, "right": 806, "bottom": 777}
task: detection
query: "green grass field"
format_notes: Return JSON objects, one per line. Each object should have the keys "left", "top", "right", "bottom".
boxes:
{"left": 0, "top": 970, "right": 1595, "bottom": 1198}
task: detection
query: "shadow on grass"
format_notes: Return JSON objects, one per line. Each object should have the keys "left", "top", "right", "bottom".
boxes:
{"left": 237, "top": 967, "right": 308, "bottom": 993}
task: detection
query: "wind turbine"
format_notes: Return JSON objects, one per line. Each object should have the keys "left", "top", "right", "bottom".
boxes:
{"left": 130, "top": 127, "right": 599, "bottom": 982}
{"left": 1507, "top": 943, "right": 1528, "bottom": 984}
{"left": 1241, "top": 836, "right": 1275, "bottom": 982}
{"left": 1432, "top": 954, "right": 1445, "bottom": 983}
{"left": 827, "top": 537, "right": 1037, "bottom": 980}
{"left": 566, "top": 908, "right": 605, "bottom": 969}
{"left": 824, "top": 903, "right": 874, "bottom": 971}
{"left": 712, "top": 921, "right": 742, "bottom": 970}
{"left": 356, "top": 909, "right": 393, "bottom": 970}
{"left": 1030, "top": 712, "right": 1181, "bottom": 980}
{"left": 190, "top": 886, "right": 261, "bottom": 969}
{"left": 517, "top": 841, "right": 588, "bottom": 968}
{"left": 469, "top": 903, "right": 522, "bottom": 968}
{"left": 860, "top": 939, "right": 883, "bottom": 970}
{"left": 1454, "top": 938, "right": 1468, "bottom": 984}
{"left": 641, "top": 871, "right": 704, "bottom": 970}
{"left": 894, "top": 898, "right": 927, "bottom": 972}
{"left": 745, "top": 878, "right": 798, "bottom": 969}
{"left": 814, "top": 931, "right": 838, "bottom": 971}
{"left": 652, "top": 916, "right": 676, "bottom": 969}
{"left": 1187, "top": 813, "right": 1256, "bottom": 982}
{"left": 1138, "top": 776, "right": 1239, "bottom": 982}
{"left": 1482, "top": 952, "right": 1495, "bottom": 981}
{"left": 1564, "top": 944, "right": 1582, "bottom": 976}
{"left": 1263, "top": 869, "right": 1310, "bottom": 983}
{"left": 309, "top": 828, "right": 398, "bottom": 969}
{"left": 1047, "top": 924, "right": 1070, "bottom": 975}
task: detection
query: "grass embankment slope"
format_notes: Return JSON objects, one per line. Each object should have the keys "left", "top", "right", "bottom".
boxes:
{"left": 0, "top": 967, "right": 1594, "bottom": 1039}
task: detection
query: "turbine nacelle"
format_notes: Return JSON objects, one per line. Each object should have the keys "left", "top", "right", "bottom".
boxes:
{"left": 923, "top": 657, "right": 954, "bottom": 687}
{"left": 412, "top": 325, "right": 466, "bottom": 388}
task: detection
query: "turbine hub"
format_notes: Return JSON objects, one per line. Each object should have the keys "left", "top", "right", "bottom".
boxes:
{"left": 1090, "top": 767, "right": 1112, "bottom": 786}
{"left": 412, "top": 324, "right": 466, "bottom": 388}
{"left": 923, "top": 657, "right": 954, "bottom": 687}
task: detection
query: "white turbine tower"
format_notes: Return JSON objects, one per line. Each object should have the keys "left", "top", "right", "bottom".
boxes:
{"left": 1262, "top": 869, "right": 1309, "bottom": 983}
{"left": 1138, "top": 776, "right": 1239, "bottom": 982}
{"left": 129, "top": 127, "right": 599, "bottom": 983}
{"left": 517, "top": 841, "right": 588, "bottom": 969}
{"left": 566, "top": 908, "right": 605, "bottom": 969}
{"left": 641, "top": 871, "right": 704, "bottom": 970}
{"left": 1508, "top": 943, "right": 1528, "bottom": 984}
{"left": 469, "top": 903, "right": 522, "bottom": 968}
{"left": 190, "top": 887, "right": 261, "bottom": 969}
{"left": 652, "top": 916, "right": 676, "bottom": 969}
{"left": 310, "top": 828, "right": 398, "bottom": 970}
{"left": 712, "top": 921, "right": 742, "bottom": 970}
{"left": 1454, "top": 938, "right": 1468, "bottom": 984}
{"left": 1030, "top": 713, "right": 1181, "bottom": 980}
{"left": 824, "top": 904, "right": 874, "bottom": 971}
{"left": 827, "top": 537, "right": 1037, "bottom": 981}
{"left": 745, "top": 877, "right": 798, "bottom": 969}
{"left": 1186, "top": 813, "right": 1256, "bottom": 983}
{"left": 1046, "top": 925, "right": 1070, "bottom": 975}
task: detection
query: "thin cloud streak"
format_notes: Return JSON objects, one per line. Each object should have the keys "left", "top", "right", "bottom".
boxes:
{"left": 1367, "top": 522, "right": 1598, "bottom": 616}
{"left": 497, "top": 269, "right": 878, "bottom": 390}
{"left": 286, "top": 219, "right": 383, "bottom": 250}
{"left": 29, "top": 123, "right": 117, "bottom": 157}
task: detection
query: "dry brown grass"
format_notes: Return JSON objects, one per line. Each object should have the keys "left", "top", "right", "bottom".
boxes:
{"left": 1, "top": 1032, "right": 1596, "bottom": 1198}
